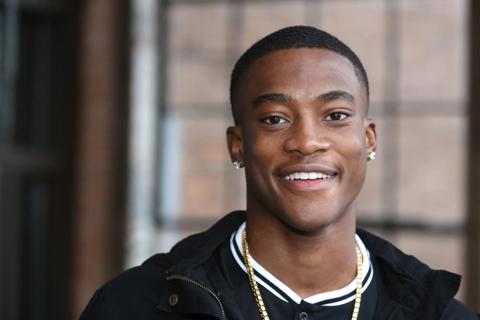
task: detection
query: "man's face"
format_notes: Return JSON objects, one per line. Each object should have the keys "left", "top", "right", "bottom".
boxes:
{"left": 227, "top": 48, "right": 376, "bottom": 234}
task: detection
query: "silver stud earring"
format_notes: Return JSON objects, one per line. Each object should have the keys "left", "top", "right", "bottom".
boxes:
{"left": 233, "top": 160, "right": 242, "bottom": 169}
{"left": 368, "top": 151, "right": 376, "bottom": 161}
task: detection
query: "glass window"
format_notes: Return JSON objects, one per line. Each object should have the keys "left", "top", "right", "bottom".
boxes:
{"left": 129, "top": 0, "right": 469, "bottom": 295}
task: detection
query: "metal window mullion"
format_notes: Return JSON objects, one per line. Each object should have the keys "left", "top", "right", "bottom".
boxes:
{"left": 380, "top": 0, "right": 401, "bottom": 227}
{"left": 125, "top": 0, "right": 162, "bottom": 268}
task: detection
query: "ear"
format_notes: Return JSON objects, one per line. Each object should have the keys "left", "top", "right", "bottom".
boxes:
{"left": 226, "top": 126, "right": 244, "bottom": 164}
{"left": 364, "top": 119, "right": 377, "bottom": 153}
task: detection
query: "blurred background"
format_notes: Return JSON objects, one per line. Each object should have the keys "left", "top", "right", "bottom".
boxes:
{"left": 1, "top": 0, "right": 479, "bottom": 319}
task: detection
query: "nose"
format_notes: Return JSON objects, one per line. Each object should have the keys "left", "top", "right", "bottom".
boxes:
{"left": 283, "top": 118, "right": 331, "bottom": 156}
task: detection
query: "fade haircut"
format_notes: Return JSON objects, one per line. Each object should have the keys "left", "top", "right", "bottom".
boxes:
{"left": 229, "top": 25, "right": 369, "bottom": 125}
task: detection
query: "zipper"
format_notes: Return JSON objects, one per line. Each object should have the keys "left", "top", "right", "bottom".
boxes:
{"left": 166, "top": 274, "right": 226, "bottom": 319}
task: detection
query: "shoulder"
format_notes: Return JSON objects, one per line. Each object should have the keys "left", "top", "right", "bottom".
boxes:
{"left": 357, "top": 230, "right": 478, "bottom": 318}
{"left": 80, "top": 254, "right": 171, "bottom": 320}
{"left": 358, "top": 229, "right": 457, "bottom": 284}
{"left": 441, "top": 299, "right": 479, "bottom": 319}
{"left": 79, "top": 237, "right": 234, "bottom": 320}
{"left": 80, "top": 212, "right": 245, "bottom": 319}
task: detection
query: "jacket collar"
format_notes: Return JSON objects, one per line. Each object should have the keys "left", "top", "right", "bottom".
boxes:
{"left": 149, "top": 211, "right": 461, "bottom": 319}
{"left": 358, "top": 230, "right": 461, "bottom": 319}
{"left": 150, "top": 211, "right": 245, "bottom": 319}
{"left": 144, "top": 211, "right": 245, "bottom": 274}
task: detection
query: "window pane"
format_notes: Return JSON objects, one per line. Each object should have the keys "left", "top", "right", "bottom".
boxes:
{"left": 241, "top": 1, "right": 306, "bottom": 49}
{"left": 316, "top": 0, "right": 388, "bottom": 104}
{"left": 167, "top": 3, "right": 229, "bottom": 109}
{"left": 21, "top": 177, "right": 51, "bottom": 320}
{"left": 399, "top": 0, "right": 467, "bottom": 103}
{"left": 398, "top": 114, "right": 466, "bottom": 224}
{"left": 15, "top": 14, "right": 54, "bottom": 149}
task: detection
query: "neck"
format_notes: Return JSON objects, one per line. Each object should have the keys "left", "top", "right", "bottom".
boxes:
{"left": 245, "top": 207, "right": 357, "bottom": 298}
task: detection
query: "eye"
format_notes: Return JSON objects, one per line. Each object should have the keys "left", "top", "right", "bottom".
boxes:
{"left": 262, "top": 115, "right": 288, "bottom": 125}
{"left": 324, "top": 112, "right": 349, "bottom": 121}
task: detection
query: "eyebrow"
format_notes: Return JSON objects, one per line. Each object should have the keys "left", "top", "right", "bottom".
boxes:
{"left": 252, "top": 90, "right": 355, "bottom": 109}
{"left": 252, "top": 93, "right": 294, "bottom": 109}
{"left": 317, "top": 90, "right": 355, "bottom": 103}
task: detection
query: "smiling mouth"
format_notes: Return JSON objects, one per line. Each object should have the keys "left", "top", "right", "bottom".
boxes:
{"left": 283, "top": 172, "right": 337, "bottom": 181}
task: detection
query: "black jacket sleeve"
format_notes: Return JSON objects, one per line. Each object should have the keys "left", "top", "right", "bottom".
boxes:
{"left": 80, "top": 289, "right": 113, "bottom": 320}
{"left": 441, "top": 299, "right": 479, "bottom": 319}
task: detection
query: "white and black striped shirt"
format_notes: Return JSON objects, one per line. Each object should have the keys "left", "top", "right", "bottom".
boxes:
{"left": 216, "top": 222, "right": 378, "bottom": 320}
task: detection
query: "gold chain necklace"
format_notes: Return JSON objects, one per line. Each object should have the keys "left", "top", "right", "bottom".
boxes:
{"left": 242, "top": 229, "right": 363, "bottom": 320}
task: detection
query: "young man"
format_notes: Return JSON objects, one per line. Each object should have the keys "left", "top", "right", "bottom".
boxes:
{"left": 81, "top": 26, "right": 478, "bottom": 319}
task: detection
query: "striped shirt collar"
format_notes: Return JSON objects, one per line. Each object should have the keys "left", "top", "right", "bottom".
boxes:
{"left": 229, "top": 222, "right": 374, "bottom": 306}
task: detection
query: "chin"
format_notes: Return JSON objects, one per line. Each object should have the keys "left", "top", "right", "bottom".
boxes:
{"left": 274, "top": 205, "right": 349, "bottom": 236}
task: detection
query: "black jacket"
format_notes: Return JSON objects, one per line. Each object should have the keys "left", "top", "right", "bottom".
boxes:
{"left": 81, "top": 211, "right": 479, "bottom": 319}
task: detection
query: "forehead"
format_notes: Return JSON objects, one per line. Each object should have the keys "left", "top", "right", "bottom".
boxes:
{"left": 239, "top": 48, "right": 366, "bottom": 109}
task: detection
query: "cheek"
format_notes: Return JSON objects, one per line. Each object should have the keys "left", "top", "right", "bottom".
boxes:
{"left": 244, "top": 129, "right": 280, "bottom": 163}
{"left": 347, "top": 137, "right": 366, "bottom": 158}
{"left": 243, "top": 135, "right": 278, "bottom": 196}
{"left": 341, "top": 126, "right": 367, "bottom": 156}
{"left": 337, "top": 131, "right": 367, "bottom": 175}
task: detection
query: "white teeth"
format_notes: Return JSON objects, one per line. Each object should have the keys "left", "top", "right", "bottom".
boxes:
{"left": 284, "top": 172, "right": 332, "bottom": 181}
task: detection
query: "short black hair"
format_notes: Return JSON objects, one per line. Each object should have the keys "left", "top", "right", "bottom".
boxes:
{"left": 229, "top": 25, "right": 369, "bottom": 124}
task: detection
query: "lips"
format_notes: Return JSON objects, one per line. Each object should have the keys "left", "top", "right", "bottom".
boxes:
{"left": 278, "top": 164, "right": 338, "bottom": 178}
{"left": 277, "top": 164, "right": 338, "bottom": 191}
{"left": 284, "top": 171, "right": 335, "bottom": 181}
